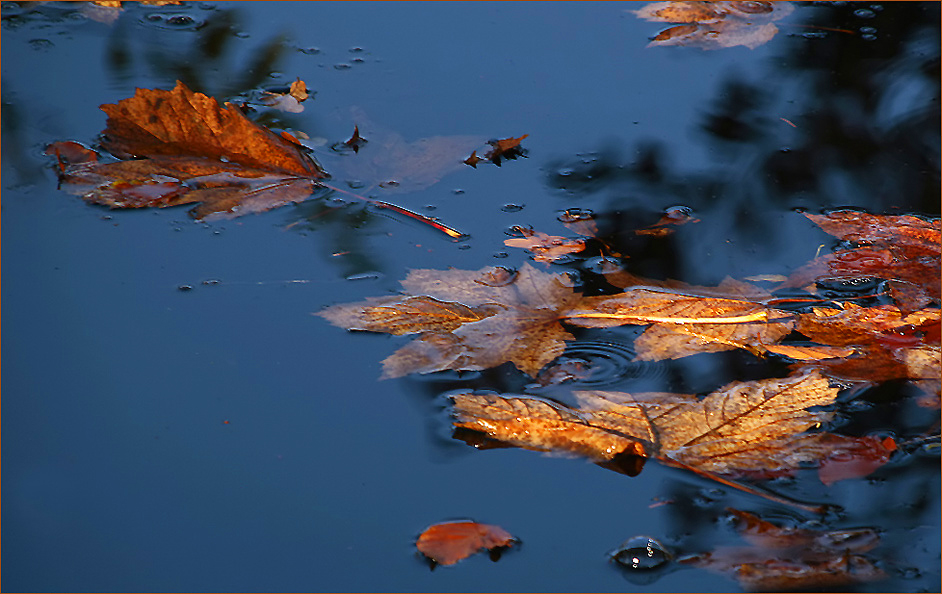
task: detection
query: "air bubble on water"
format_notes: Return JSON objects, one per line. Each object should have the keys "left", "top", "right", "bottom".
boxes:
{"left": 299, "top": 47, "right": 321, "bottom": 55}
{"left": 854, "top": 8, "right": 875, "bottom": 18}
{"left": 333, "top": 63, "right": 352, "bottom": 70}
{"left": 493, "top": 251, "right": 509, "bottom": 259}
{"left": 501, "top": 204, "right": 524, "bottom": 212}
{"left": 234, "top": 31, "right": 250, "bottom": 39}
{"left": 584, "top": 256, "right": 623, "bottom": 275}
{"left": 269, "top": 71, "right": 283, "bottom": 79}
{"left": 202, "top": 279, "right": 221, "bottom": 286}
{"left": 610, "top": 536, "right": 672, "bottom": 571}
{"left": 351, "top": 57, "right": 365, "bottom": 64}
{"left": 452, "top": 189, "right": 465, "bottom": 195}
{"left": 177, "top": 284, "right": 193, "bottom": 292}
{"left": 557, "top": 208, "right": 595, "bottom": 223}
{"left": 859, "top": 26, "right": 877, "bottom": 34}
{"left": 557, "top": 168, "right": 574, "bottom": 177}
{"left": 349, "top": 46, "right": 364, "bottom": 53}
{"left": 861, "top": 33, "right": 877, "bottom": 41}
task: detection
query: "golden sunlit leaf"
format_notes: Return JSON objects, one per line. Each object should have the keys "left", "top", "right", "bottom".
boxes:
{"left": 764, "top": 344, "right": 856, "bottom": 361}
{"left": 416, "top": 521, "right": 516, "bottom": 566}
{"left": 454, "top": 371, "right": 854, "bottom": 478}
{"left": 567, "top": 286, "right": 794, "bottom": 360}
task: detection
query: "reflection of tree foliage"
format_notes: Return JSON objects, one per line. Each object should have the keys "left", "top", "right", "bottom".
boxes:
{"left": 104, "top": 4, "right": 287, "bottom": 104}
{"left": 548, "top": 3, "right": 940, "bottom": 281}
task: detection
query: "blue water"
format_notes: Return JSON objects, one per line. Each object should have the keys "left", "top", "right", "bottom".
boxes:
{"left": 3, "top": 2, "right": 939, "bottom": 592}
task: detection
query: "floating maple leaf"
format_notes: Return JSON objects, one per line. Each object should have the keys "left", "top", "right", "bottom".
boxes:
{"left": 451, "top": 371, "right": 888, "bottom": 482}
{"left": 416, "top": 521, "right": 517, "bottom": 566}
{"left": 319, "top": 264, "right": 582, "bottom": 378}
{"left": 681, "top": 508, "right": 885, "bottom": 590}
{"left": 634, "top": 1, "right": 795, "bottom": 50}
{"left": 48, "top": 81, "right": 326, "bottom": 220}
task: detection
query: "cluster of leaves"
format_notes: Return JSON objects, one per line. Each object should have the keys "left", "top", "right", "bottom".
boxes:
{"left": 327, "top": 208, "right": 937, "bottom": 583}
{"left": 320, "top": 210, "right": 938, "bottom": 484}
{"left": 633, "top": 0, "right": 795, "bottom": 50}
{"left": 47, "top": 81, "right": 529, "bottom": 225}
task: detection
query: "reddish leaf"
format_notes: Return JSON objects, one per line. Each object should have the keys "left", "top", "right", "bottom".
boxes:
{"left": 786, "top": 210, "right": 941, "bottom": 310}
{"left": 416, "top": 521, "right": 516, "bottom": 566}
{"left": 817, "top": 435, "right": 897, "bottom": 486}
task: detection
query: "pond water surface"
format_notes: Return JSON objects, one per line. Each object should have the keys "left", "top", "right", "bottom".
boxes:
{"left": 3, "top": 2, "right": 940, "bottom": 592}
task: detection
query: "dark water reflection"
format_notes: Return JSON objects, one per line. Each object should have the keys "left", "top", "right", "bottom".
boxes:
{"left": 3, "top": 2, "right": 939, "bottom": 592}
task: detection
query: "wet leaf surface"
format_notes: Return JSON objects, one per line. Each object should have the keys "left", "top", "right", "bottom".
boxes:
{"left": 416, "top": 521, "right": 516, "bottom": 566}
{"left": 452, "top": 371, "right": 888, "bottom": 481}
{"left": 48, "top": 81, "right": 326, "bottom": 219}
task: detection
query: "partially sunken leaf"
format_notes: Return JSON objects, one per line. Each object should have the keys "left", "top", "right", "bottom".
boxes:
{"left": 319, "top": 264, "right": 582, "bottom": 378}
{"left": 49, "top": 81, "right": 326, "bottom": 219}
{"left": 326, "top": 109, "right": 483, "bottom": 193}
{"left": 416, "top": 521, "right": 516, "bottom": 566}
{"left": 503, "top": 228, "right": 586, "bottom": 263}
{"left": 453, "top": 371, "right": 853, "bottom": 478}
{"left": 682, "top": 508, "right": 884, "bottom": 591}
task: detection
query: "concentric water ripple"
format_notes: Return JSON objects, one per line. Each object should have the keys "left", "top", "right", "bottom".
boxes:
{"left": 539, "top": 339, "right": 669, "bottom": 388}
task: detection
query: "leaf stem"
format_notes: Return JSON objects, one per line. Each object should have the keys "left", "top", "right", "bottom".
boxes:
{"left": 321, "top": 182, "right": 465, "bottom": 239}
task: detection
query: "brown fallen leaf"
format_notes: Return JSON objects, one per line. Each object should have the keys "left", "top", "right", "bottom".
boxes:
{"left": 49, "top": 81, "right": 326, "bottom": 220}
{"left": 763, "top": 344, "right": 856, "bottom": 361}
{"left": 503, "top": 228, "right": 586, "bottom": 263}
{"left": 416, "top": 520, "right": 516, "bottom": 566}
{"left": 452, "top": 371, "right": 875, "bottom": 480}
{"left": 483, "top": 134, "right": 528, "bottom": 166}
{"left": 682, "top": 508, "right": 885, "bottom": 591}
{"left": 319, "top": 263, "right": 582, "bottom": 378}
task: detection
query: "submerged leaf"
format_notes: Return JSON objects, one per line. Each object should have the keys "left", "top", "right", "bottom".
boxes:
{"left": 319, "top": 263, "right": 582, "bottom": 378}
{"left": 683, "top": 508, "right": 885, "bottom": 591}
